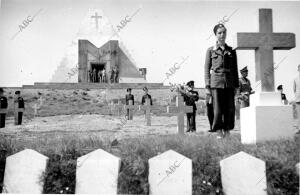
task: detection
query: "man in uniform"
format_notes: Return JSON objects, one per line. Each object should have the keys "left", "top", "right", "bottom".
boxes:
{"left": 182, "top": 81, "right": 199, "bottom": 132}
{"left": 0, "top": 88, "right": 8, "bottom": 128}
{"left": 277, "top": 85, "right": 288, "bottom": 105}
{"left": 237, "top": 66, "right": 253, "bottom": 108}
{"left": 14, "top": 91, "right": 25, "bottom": 125}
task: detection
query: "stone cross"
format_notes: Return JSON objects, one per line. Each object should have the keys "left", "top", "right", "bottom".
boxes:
{"left": 148, "top": 150, "right": 192, "bottom": 195}
{"left": 3, "top": 149, "right": 48, "bottom": 194}
{"left": 139, "top": 98, "right": 152, "bottom": 126}
{"left": 220, "top": 151, "right": 267, "bottom": 195}
{"left": 91, "top": 12, "right": 102, "bottom": 30}
{"left": 236, "top": 9, "right": 295, "bottom": 92}
{"left": 124, "top": 100, "right": 138, "bottom": 120}
{"left": 75, "top": 149, "right": 120, "bottom": 194}
{"left": 167, "top": 94, "right": 193, "bottom": 134}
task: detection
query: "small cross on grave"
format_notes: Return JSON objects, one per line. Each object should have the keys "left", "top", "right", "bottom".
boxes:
{"left": 91, "top": 12, "right": 102, "bottom": 31}
{"left": 236, "top": 9, "right": 295, "bottom": 92}
{"left": 167, "top": 93, "right": 193, "bottom": 134}
{"left": 124, "top": 100, "right": 139, "bottom": 120}
{"left": 139, "top": 98, "right": 152, "bottom": 126}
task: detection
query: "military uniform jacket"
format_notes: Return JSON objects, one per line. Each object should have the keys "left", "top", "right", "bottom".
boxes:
{"left": 125, "top": 94, "right": 134, "bottom": 105}
{"left": 204, "top": 44, "right": 239, "bottom": 89}
{"left": 239, "top": 77, "right": 252, "bottom": 94}
{"left": 183, "top": 90, "right": 199, "bottom": 110}
{"left": 141, "top": 94, "right": 153, "bottom": 105}
{"left": 0, "top": 96, "right": 8, "bottom": 109}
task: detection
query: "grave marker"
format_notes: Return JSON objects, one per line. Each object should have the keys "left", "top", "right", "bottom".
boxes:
{"left": 124, "top": 100, "right": 139, "bottom": 120}
{"left": 3, "top": 149, "right": 48, "bottom": 194}
{"left": 75, "top": 149, "right": 120, "bottom": 194}
{"left": 148, "top": 150, "right": 192, "bottom": 195}
{"left": 167, "top": 94, "right": 193, "bottom": 134}
{"left": 220, "top": 151, "right": 267, "bottom": 195}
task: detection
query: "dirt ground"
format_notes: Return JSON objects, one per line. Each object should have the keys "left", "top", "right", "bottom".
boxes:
{"left": 0, "top": 114, "right": 240, "bottom": 140}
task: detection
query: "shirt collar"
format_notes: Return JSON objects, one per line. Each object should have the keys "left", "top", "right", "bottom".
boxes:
{"left": 213, "top": 42, "right": 226, "bottom": 51}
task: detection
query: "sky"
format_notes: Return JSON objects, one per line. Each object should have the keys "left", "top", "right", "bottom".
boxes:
{"left": 0, "top": 0, "right": 300, "bottom": 99}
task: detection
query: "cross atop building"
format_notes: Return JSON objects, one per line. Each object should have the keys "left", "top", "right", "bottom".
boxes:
{"left": 91, "top": 12, "right": 102, "bottom": 30}
{"left": 236, "top": 9, "right": 295, "bottom": 92}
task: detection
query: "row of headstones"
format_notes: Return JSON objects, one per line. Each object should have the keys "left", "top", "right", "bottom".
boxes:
{"left": 3, "top": 149, "right": 300, "bottom": 194}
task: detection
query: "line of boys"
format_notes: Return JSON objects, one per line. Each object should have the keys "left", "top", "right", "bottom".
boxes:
{"left": 0, "top": 88, "right": 25, "bottom": 128}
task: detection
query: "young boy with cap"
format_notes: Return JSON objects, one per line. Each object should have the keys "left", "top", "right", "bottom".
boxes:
{"left": 125, "top": 88, "right": 134, "bottom": 120}
{"left": 14, "top": 90, "right": 25, "bottom": 125}
{"left": 277, "top": 85, "right": 288, "bottom": 105}
{"left": 182, "top": 81, "right": 199, "bottom": 132}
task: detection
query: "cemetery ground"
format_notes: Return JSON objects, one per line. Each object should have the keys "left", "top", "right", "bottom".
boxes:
{"left": 0, "top": 88, "right": 299, "bottom": 194}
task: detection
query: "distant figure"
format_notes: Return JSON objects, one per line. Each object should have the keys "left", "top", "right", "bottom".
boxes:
{"left": 102, "top": 68, "right": 106, "bottom": 83}
{"left": 182, "top": 81, "right": 199, "bottom": 132}
{"left": 88, "top": 70, "right": 92, "bottom": 83}
{"left": 277, "top": 85, "right": 288, "bottom": 105}
{"left": 114, "top": 67, "right": 119, "bottom": 83}
{"left": 293, "top": 64, "right": 300, "bottom": 131}
{"left": 98, "top": 69, "right": 102, "bottom": 83}
{"left": 110, "top": 68, "right": 115, "bottom": 83}
{"left": 14, "top": 91, "right": 24, "bottom": 125}
{"left": 141, "top": 87, "right": 153, "bottom": 106}
{"left": 0, "top": 88, "right": 8, "bottom": 128}
{"left": 125, "top": 88, "right": 134, "bottom": 120}
{"left": 92, "top": 68, "right": 97, "bottom": 83}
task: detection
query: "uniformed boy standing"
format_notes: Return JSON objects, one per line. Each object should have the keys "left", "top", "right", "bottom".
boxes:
{"left": 0, "top": 88, "right": 8, "bottom": 128}
{"left": 14, "top": 91, "right": 25, "bottom": 125}
{"left": 277, "top": 85, "right": 288, "bottom": 105}
{"left": 182, "top": 81, "right": 199, "bottom": 132}
{"left": 125, "top": 88, "right": 134, "bottom": 120}
{"left": 141, "top": 87, "right": 153, "bottom": 106}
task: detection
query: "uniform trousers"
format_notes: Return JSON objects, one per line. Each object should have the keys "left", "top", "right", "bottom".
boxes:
{"left": 211, "top": 88, "right": 235, "bottom": 131}
{"left": 0, "top": 114, "right": 6, "bottom": 128}
{"left": 186, "top": 109, "right": 196, "bottom": 132}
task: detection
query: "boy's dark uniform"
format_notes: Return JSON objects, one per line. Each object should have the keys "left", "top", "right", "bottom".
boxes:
{"left": 14, "top": 94, "right": 24, "bottom": 125}
{"left": 183, "top": 83, "right": 199, "bottom": 132}
{"left": 0, "top": 92, "right": 8, "bottom": 128}
{"left": 125, "top": 93, "right": 134, "bottom": 120}
{"left": 141, "top": 94, "right": 153, "bottom": 105}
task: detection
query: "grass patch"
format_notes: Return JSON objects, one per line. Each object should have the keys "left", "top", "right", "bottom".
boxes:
{"left": 0, "top": 133, "right": 299, "bottom": 194}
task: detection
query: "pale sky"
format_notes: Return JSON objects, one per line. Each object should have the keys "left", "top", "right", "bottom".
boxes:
{"left": 0, "top": 0, "right": 300, "bottom": 99}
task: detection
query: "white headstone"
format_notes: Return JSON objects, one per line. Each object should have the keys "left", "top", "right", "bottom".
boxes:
{"left": 148, "top": 150, "right": 192, "bottom": 195}
{"left": 296, "top": 162, "right": 300, "bottom": 176}
{"left": 75, "top": 149, "right": 120, "bottom": 194}
{"left": 220, "top": 151, "right": 267, "bottom": 195}
{"left": 3, "top": 149, "right": 48, "bottom": 194}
